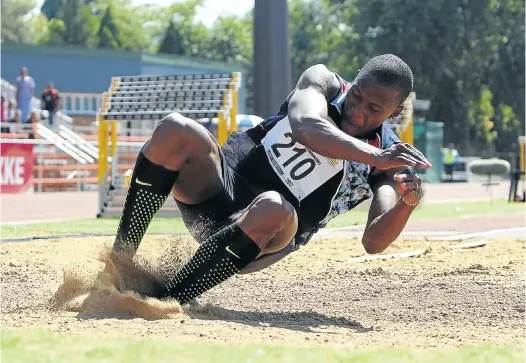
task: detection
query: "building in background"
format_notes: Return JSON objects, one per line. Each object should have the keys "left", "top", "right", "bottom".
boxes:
{"left": 1, "top": 43, "right": 248, "bottom": 125}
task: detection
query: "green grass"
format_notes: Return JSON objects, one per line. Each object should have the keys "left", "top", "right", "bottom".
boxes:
{"left": 1, "top": 329, "right": 523, "bottom": 363}
{"left": 1, "top": 200, "right": 523, "bottom": 239}
{"left": 322, "top": 199, "right": 524, "bottom": 228}
{"left": 1, "top": 217, "right": 188, "bottom": 239}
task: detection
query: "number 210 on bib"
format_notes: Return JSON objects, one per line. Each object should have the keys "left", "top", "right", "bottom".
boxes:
{"left": 262, "top": 117, "right": 343, "bottom": 201}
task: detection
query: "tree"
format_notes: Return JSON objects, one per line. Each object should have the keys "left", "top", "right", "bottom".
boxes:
{"left": 334, "top": 0, "right": 524, "bottom": 154}
{"left": 57, "top": 0, "right": 96, "bottom": 46}
{"left": 103, "top": 0, "right": 155, "bottom": 51}
{"left": 40, "top": 0, "right": 63, "bottom": 20}
{"left": 1, "top": 0, "right": 37, "bottom": 43}
{"left": 468, "top": 86, "right": 497, "bottom": 148}
{"left": 158, "top": 19, "right": 187, "bottom": 55}
{"left": 289, "top": 0, "right": 354, "bottom": 82}
{"left": 209, "top": 15, "right": 252, "bottom": 64}
{"left": 483, "top": 0, "right": 525, "bottom": 150}
{"left": 493, "top": 104, "right": 521, "bottom": 153}
{"left": 97, "top": 6, "right": 121, "bottom": 49}
{"left": 39, "top": 18, "right": 67, "bottom": 45}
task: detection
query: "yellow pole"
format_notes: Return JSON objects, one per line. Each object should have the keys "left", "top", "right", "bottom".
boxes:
{"left": 110, "top": 77, "right": 120, "bottom": 92}
{"left": 111, "top": 120, "right": 118, "bottom": 157}
{"left": 102, "top": 92, "right": 110, "bottom": 111}
{"left": 97, "top": 116, "right": 104, "bottom": 183}
{"left": 406, "top": 112, "right": 414, "bottom": 145}
{"left": 100, "top": 121, "right": 109, "bottom": 182}
{"left": 229, "top": 84, "right": 238, "bottom": 134}
{"left": 217, "top": 113, "right": 227, "bottom": 145}
{"left": 400, "top": 93, "right": 415, "bottom": 144}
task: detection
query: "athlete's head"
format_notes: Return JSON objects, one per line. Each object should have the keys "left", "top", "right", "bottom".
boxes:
{"left": 340, "top": 54, "right": 413, "bottom": 137}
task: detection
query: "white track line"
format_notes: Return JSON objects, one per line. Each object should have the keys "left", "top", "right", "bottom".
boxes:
{"left": 0, "top": 218, "right": 83, "bottom": 226}
{"left": 427, "top": 227, "right": 525, "bottom": 240}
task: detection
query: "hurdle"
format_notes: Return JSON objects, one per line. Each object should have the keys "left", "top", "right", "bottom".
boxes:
{"left": 96, "top": 72, "right": 242, "bottom": 218}
{"left": 397, "top": 92, "right": 415, "bottom": 144}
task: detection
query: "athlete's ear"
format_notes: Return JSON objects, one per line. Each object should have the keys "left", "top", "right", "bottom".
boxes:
{"left": 388, "top": 105, "right": 403, "bottom": 119}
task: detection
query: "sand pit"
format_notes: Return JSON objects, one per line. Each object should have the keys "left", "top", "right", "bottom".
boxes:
{"left": 1, "top": 234, "right": 524, "bottom": 348}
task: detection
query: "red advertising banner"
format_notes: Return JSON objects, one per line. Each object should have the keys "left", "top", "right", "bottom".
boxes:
{"left": 1, "top": 143, "right": 34, "bottom": 193}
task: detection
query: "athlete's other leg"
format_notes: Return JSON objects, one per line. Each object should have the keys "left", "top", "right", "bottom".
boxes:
{"left": 160, "top": 191, "right": 298, "bottom": 304}
{"left": 113, "top": 112, "right": 225, "bottom": 254}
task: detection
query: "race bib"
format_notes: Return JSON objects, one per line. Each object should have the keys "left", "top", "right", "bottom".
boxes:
{"left": 262, "top": 117, "right": 344, "bottom": 201}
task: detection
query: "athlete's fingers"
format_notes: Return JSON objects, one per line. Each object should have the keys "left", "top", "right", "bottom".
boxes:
{"left": 394, "top": 173, "right": 418, "bottom": 182}
{"left": 395, "top": 155, "right": 418, "bottom": 167}
{"left": 401, "top": 143, "right": 427, "bottom": 160}
{"left": 396, "top": 143, "right": 432, "bottom": 167}
{"left": 398, "top": 180, "right": 420, "bottom": 191}
{"left": 395, "top": 150, "right": 421, "bottom": 165}
{"left": 401, "top": 155, "right": 430, "bottom": 169}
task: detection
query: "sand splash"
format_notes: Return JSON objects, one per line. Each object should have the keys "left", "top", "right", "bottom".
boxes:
{"left": 48, "top": 237, "right": 198, "bottom": 320}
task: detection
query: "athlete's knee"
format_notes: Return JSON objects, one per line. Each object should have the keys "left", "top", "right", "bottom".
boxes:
{"left": 250, "top": 191, "right": 297, "bottom": 230}
{"left": 154, "top": 112, "right": 191, "bottom": 140}
{"left": 143, "top": 113, "right": 192, "bottom": 168}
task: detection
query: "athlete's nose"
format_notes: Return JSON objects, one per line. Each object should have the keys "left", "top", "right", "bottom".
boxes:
{"left": 348, "top": 104, "right": 365, "bottom": 128}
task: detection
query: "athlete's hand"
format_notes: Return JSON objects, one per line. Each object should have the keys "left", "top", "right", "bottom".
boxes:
{"left": 394, "top": 170, "right": 424, "bottom": 206}
{"left": 374, "top": 143, "right": 432, "bottom": 170}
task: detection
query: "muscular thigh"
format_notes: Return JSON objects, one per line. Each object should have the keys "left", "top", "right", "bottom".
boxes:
{"left": 172, "top": 124, "right": 224, "bottom": 204}
{"left": 144, "top": 113, "right": 224, "bottom": 205}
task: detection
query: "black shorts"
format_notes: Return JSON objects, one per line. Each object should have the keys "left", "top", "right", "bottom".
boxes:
{"left": 174, "top": 132, "right": 260, "bottom": 242}
{"left": 174, "top": 132, "right": 299, "bottom": 272}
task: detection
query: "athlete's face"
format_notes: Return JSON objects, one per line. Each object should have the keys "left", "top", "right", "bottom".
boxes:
{"left": 340, "top": 73, "right": 403, "bottom": 137}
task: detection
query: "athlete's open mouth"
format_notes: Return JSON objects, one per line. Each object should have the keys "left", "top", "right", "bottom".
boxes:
{"left": 342, "top": 119, "right": 359, "bottom": 134}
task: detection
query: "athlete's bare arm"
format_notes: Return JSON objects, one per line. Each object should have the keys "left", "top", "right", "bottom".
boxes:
{"left": 362, "top": 167, "right": 422, "bottom": 253}
{"left": 288, "top": 65, "right": 381, "bottom": 165}
{"left": 288, "top": 65, "right": 430, "bottom": 170}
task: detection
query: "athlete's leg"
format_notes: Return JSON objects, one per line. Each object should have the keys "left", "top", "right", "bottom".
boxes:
{"left": 160, "top": 191, "right": 298, "bottom": 304}
{"left": 113, "top": 112, "right": 225, "bottom": 254}
{"left": 237, "top": 241, "right": 296, "bottom": 274}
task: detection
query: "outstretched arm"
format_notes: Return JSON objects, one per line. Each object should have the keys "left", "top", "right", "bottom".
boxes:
{"left": 361, "top": 167, "right": 423, "bottom": 254}
{"left": 287, "top": 65, "right": 431, "bottom": 170}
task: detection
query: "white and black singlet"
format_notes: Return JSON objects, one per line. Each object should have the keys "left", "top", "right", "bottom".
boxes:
{"left": 175, "top": 75, "right": 401, "bottom": 249}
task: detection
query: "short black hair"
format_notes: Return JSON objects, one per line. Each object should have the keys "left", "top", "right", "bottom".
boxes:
{"left": 357, "top": 54, "right": 413, "bottom": 104}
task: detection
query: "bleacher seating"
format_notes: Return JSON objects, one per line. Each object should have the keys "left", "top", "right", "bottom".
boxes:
{"left": 97, "top": 71, "right": 242, "bottom": 218}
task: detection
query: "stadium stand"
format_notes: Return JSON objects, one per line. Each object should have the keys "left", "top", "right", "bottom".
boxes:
{"left": 96, "top": 72, "right": 242, "bottom": 218}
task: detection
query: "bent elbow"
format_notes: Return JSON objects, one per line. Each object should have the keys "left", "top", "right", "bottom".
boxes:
{"left": 289, "top": 123, "right": 307, "bottom": 143}
{"left": 364, "top": 245, "right": 383, "bottom": 255}
{"left": 362, "top": 237, "right": 387, "bottom": 255}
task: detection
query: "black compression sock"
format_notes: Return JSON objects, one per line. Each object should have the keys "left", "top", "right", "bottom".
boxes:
{"left": 113, "top": 151, "right": 179, "bottom": 254}
{"left": 162, "top": 223, "right": 261, "bottom": 304}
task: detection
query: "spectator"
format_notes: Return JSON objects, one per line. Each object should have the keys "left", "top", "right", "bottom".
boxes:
{"left": 27, "top": 109, "right": 40, "bottom": 139}
{"left": 11, "top": 109, "right": 22, "bottom": 123}
{"left": 1, "top": 95, "right": 8, "bottom": 133}
{"left": 15, "top": 67, "right": 35, "bottom": 124}
{"left": 7, "top": 99, "right": 17, "bottom": 120}
{"left": 1, "top": 109, "right": 21, "bottom": 134}
{"left": 1, "top": 95, "right": 7, "bottom": 122}
{"left": 442, "top": 143, "right": 460, "bottom": 182}
{"left": 41, "top": 82, "right": 60, "bottom": 128}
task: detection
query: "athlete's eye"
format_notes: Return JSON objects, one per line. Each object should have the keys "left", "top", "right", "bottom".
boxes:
{"left": 352, "top": 89, "right": 361, "bottom": 99}
{"left": 370, "top": 105, "right": 380, "bottom": 113}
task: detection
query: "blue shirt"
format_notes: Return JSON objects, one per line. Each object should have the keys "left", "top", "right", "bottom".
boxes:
{"left": 16, "top": 76, "right": 35, "bottom": 107}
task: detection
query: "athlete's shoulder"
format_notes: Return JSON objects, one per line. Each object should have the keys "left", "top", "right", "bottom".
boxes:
{"left": 379, "top": 121, "right": 401, "bottom": 149}
{"left": 297, "top": 64, "right": 340, "bottom": 100}
{"left": 302, "top": 64, "right": 332, "bottom": 79}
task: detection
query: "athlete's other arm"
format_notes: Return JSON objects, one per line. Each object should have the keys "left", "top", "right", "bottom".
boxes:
{"left": 361, "top": 167, "right": 422, "bottom": 254}
{"left": 288, "top": 64, "right": 429, "bottom": 170}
